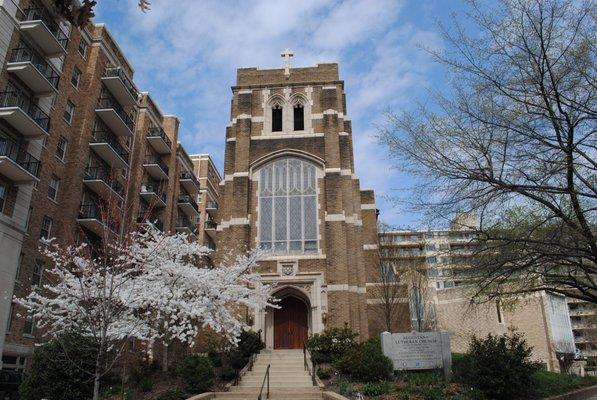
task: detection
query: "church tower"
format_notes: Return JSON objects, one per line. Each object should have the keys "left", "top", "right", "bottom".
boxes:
{"left": 216, "top": 54, "right": 380, "bottom": 348}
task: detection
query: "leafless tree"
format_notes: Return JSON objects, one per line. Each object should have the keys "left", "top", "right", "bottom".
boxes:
{"left": 51, "top": 0, "right": 151, "bottom": 27}
{"left": 405, "top": 264, "right": 436, "bottom": 332}
{"left": 378, "top": 0, "right": 596, "bottom": 304}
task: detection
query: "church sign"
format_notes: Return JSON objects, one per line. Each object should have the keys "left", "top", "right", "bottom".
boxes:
{"left": 380, "top": 331, "right": 452, "bottom": 379}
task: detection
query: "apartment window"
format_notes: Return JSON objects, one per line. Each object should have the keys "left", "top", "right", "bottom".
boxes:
{"left": 426, "top": 256, "right": 437, "bottom": 263}
{"left": 0, "top": 184, "right": 5, "bottom": 213}
{"left": 26, "top": 206, "right": 32, "bottom": 232}
{"left": 40, "top": 215, "right": 52, "bottom": 239}
{"left": 64, "top": 101, "right": 75, "bottom": 124}
{"left": 31, "top": 260, "right": 43, "bottom": 287}
{"left": 71, "top": 67, "right": 81, "bottom": 88}
{"left": 6, "top": 304, "right": 14, "bottom": 332}
{"left": 23, "top": 313, "right": 34, "bottom": 336}
{"left": 15, "top": 252, "right": 24, "bottom": 281}
{"left": 78, "top": 39, "right": 88, "bottom": 57}
{"left": 48, "top": 175, "right": 60, "bottom": 201}
{"left": 56, "top": 136, "right": 68, "bottom": 161}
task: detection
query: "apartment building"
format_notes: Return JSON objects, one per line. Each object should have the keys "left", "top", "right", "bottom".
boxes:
{"left": 379, "top": 215, "right": 577, "bottom": 372}
{"left": 0, "top": 1, "right": 205, "bottom": 373}
{"left": 567, "top": 298, "right": 596, "bottom": 358}
{"left": 190, "top": 153, "right": 220, "bottom": 251}
{"left": 174, "top": 144, "right": 201, "bottom": 239}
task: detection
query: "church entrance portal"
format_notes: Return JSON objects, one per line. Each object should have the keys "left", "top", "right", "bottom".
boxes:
{"left": 274, "top": 296, "right": 309, "bottom": 349}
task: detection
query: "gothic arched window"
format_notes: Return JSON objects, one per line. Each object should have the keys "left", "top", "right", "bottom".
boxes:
{"left": 258, "top": 158, "right": 318, "bottom": 254}
{"left": 272, "top": 105, "right": 283, "bottom": 132}
{"left": 293, "top": 103, "right": 304, "bottom": 131}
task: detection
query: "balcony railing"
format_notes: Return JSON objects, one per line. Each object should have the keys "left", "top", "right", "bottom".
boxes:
{"left": 9, "top": 45, "right": 60, "bottom": 89}
{"left": 180, "top": 170, "right": 199, "bottom": 185}
{"left": 136, "top": 212, "right": 163, "bottom": 231}
{"left": 79, "top": 203, "right": 118, "bottom": 232}
{"left": 140, "top": 184, "right": 167, "bottom": 203}
{"left": 0, "top": 90, "right": 50, "bottom": 132}
{"left": 103, "top": 67, "right": 139, "bottom": 101}
{"left": 205, "top": 219, "right": 217, "bottom": 230}
{"left": 84, "top": 166, "right": 125, "bottom": 197}
{"left": 0, "top": 136, "right": 40, "bottom": 177}
{"left": 91, "top": 130, "right": 129, "bottom": 163}
{"left": 96, "top": 96, "right": 135, "bottom": 132}
{"left": 206, "top": 200, "right": 218, "bottom": 210}
{"left": 147, "top": 126, "right": 172, "bottom": 148}
{"left": 18, "top": 7, "right": 69, "bottom": 49}
{"left": 178, "top": 194, "right": 199, "bottom": 212}
{"left": 144, "top": 155, "right": 169, "bottom": 176}
{"left": 176, "top": 217, "right": 197, "bottom": 233}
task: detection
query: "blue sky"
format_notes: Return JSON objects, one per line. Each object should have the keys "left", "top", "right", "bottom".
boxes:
{"left": 94, "top": 0, "right": 468, "bottom": 228}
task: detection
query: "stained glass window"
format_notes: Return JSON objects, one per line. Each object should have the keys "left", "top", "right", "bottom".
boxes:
{"left": 259, "top": 158, "right": 318, "bottom": 254}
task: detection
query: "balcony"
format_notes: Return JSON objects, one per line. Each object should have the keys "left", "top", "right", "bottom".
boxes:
{"left": 18, "top": 7, "right": 69, "bottom": 56}
{"left": 143, "top": 155, "right": 169, "bottom": 180}
{"left": 7, "top": 46, "right": 60, "bottom": 95}
{"left": 83, "top": 167, "right": 125, "bottom": 200}
{"left": 205, "top": 200, "right": 218, "bottom": 218}
{"left": 102, "top": 67, "right": 139, "bottom": 108}
{"left": 178, "top": 194, "right": 200, "bottom": 217}
{"left": 146, "top": 126, "right": 172, "bottom": 154}
{"left": 136, "top": 211, "right": 163, "bottom": 231}
{"left": 96, "top": 96, "right": 135, "bottom": 137}
{"left": 0, "top": 91, "right": 50, "bottom": 138}
{"left": 175, "top": 217, "right": 198, "bottom": 237}
{"left": 77, "top": 203, "right": 118, "bottom": 236}
{"left": 89, "top": 130, "right": 129, "bottom": 169}
{"left": 179, "top": 170, "right": 200, "bottom": 194}
{"left": 204, "top": 219, "right": 217, "bottom": 240}
{"left": 0, "top": 137, "right": 40, "bottom": 184}
{"left": 140, "top": 184, "right": 167, "bottom": 208}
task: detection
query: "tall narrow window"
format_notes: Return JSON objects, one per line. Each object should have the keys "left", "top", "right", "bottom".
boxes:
{"left": 40, "top": 215, "right": 52, "bottom": 239}
{"left": 258, "top": 158, "right": 318, "bottom": 254}
{"left": 272, "top": 105, "right": 282, "bottom": 132}
{"left": 293, "top": 104, "right": 304, "bottom": 131}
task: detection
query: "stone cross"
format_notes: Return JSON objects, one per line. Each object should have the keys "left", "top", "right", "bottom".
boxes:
{"left": 281, "top": 48, "right": 293, "bottom": 77}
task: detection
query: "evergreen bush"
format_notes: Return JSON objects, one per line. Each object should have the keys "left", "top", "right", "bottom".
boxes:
{"left": 175, "top": 355, "right": 214, "bottom": 393}
{"left": 335, "top": 339, "right": 393, "bottom": 382}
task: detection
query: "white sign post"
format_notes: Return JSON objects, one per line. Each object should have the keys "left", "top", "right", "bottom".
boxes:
{"left": 380, "top": 331, "right": 452, "bottom": 380}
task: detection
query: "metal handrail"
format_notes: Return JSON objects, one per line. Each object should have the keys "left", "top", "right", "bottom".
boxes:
{"left": 146, "top": 126, "right": 172, "bottom": 148}
{"left": 206, "top": 200, "right": 218, "bottom": 209}
{"left": 103, "top": 67, "right": 139, "bottom": 100}
{"left": 257, "top": 364, "right": 270, "bottom": 400}
{"left": 91, "top": 129, "right": 129, "bottom": 163}
{"left": 0, "top": 90, "right": 50, "bottom": 132}
{"left": 303, "top": 341, "right": 317, "bottom": 386}
{"left": 9, "top": 45, "right": 60, "bottom": 89}
{"left": 96, "top": 95, "right": 135, "bottom": 132}
{"left": 176, "top": 217, "right": 197, "bottom": 233}
{"left": 18, "top": 7, "right": 69, "bottom": 49}
{"left": 0, "top": 136, "right": 40, "bottom": 177}
{"left": 144, "top": 155, "right": 169, "bottom": 175}
{"left": 84, "top": 166, "right": 125, "bottom": 198}
{"left": 204, "top": 219, "right": 217, "bottom": 230}
{"left": 180, "top": 170, "right": 199, "bottom": 185}
{"left": 178, "top": 194, "right": 199, "bottom": 211}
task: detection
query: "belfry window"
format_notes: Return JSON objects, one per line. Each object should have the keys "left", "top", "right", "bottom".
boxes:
{"left": 293, "top": 104, "right": 304, "bottom": 131}
{"left": 272, "top": 105, "right": 282, "bottom": 132}
{"left": 258, "top": 158, "right": 318, "bottom": 254}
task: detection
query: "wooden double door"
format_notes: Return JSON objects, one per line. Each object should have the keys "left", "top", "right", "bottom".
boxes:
{"left": 274, "top": 296, "right": 309, "bottom": 349}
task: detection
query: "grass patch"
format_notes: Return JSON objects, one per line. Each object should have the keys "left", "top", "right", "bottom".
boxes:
{"left": 528, "top": 370, "right": 597, "bottom": 399}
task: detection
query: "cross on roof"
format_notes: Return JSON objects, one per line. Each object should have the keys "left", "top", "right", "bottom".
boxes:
{"left": 281, "top": 48, "right": 293, "bottom": 77}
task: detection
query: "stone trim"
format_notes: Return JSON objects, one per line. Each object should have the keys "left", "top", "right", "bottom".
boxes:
{"left": 327, "top": 284, "right": 366, "bottom": 294}
{"left": 262, "top": 254, "right": 327, "bottom": 261}
{"left": 251, "top": 132, "right": 324, "bottom": 140}
{"left": 361, "top": 203, "right": 376, "bottom": 210}
{"left": 366, "top": 298, "right": 409, "bottom": 305}
{"left": 217, "top": 217, "right": 250, "bottom": 230}
{"left": 223, "top": 172, "right": 249, "bottom": 181}
{"left": 363, "top": 244, "right": 378, "bottom": 250}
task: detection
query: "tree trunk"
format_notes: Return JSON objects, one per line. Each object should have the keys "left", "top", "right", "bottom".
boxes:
{"left": 162, "top": 343, "right": 169, "bottom": 372}
{"left": 93, "top": 370, "right": 101, "bottom": 400}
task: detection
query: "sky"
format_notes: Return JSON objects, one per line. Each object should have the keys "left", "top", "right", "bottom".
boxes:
{"left": 94, "top": 0, "right": 468, "bottom": 229}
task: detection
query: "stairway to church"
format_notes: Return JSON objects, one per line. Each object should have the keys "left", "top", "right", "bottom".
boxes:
{"left": 212, "top": 349, "right": 323, "bottom": 399}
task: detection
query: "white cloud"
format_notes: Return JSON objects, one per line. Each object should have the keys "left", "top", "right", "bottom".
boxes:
{"left": 96, "top": 0, "right": 440, "bottom": 226}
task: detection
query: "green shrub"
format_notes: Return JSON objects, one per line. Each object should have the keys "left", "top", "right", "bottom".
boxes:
{"left": 307, "top": 326, "right": 358, "bottom": 363}
{"left": 316, "top": 366, "right": 333, "bottom": 380}
{"left": 335, "top": 339, "right": 393, "bottom": 382}
{"left": 175, "top": 355, "right": 214, "bottom": 393}
{"left": 219, "top": 366, "right": 237, "bottom": 381}
{"left": 19, "top": 332, "right": 97, "bottom": 400}
{"left": 529, "top": 369, "right": 597, "bottom": 398}
{"left": 155, "top": 388, "right": 186, "bottom": 400}
{"left": 456, "top": 330, "right": 538, "bottom": 400}
{"left": 337, "top": 377, "right": 353, "bottom": 397}
{"left": 361, "top": 381, "right": 390, "bottom": 396}
{"left": 228, "top": 350, "right": 249, "bottom": 370}
{"left": 207, "top": 349, "right": 223, "bottom": 367}
{"left": 237, "top": 330, "right": 264, "bottom": 357}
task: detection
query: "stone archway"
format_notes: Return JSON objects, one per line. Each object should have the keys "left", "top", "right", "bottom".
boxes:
{"left": 264, "top": 286, "right": 312, "bottom": 349}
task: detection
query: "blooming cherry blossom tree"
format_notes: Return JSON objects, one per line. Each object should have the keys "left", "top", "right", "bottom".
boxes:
{"left": 16, "top": 225, "right": 272, "bottom": 400}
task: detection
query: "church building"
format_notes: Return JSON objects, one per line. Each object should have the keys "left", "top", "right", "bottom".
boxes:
{"left": 215, "top": 53, "right": 389, "bottom": 349}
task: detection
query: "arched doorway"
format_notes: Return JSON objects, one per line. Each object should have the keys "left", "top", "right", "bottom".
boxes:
{"left": 274, "top": 296, "right": 309, "bottom": 349}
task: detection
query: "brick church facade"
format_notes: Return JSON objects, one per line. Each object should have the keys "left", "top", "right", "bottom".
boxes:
{"left": 215, "top": 62, "right": 388, "bottom": 348}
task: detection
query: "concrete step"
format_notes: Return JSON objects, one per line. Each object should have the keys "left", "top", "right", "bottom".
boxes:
{"left": 214, "top": 394, "right": 323, "bottom": 400}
